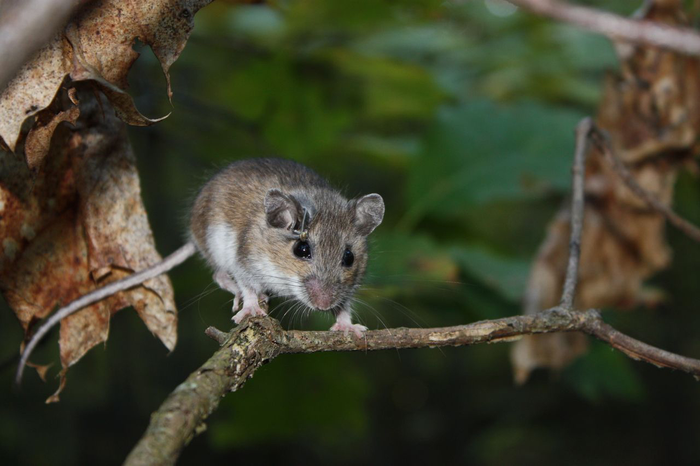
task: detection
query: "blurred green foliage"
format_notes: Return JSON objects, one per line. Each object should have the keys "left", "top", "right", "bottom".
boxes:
{"left": 2, "top": 1, "right": 700, "bottom": 465}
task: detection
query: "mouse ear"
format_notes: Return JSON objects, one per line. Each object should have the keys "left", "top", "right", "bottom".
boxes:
{"left": 265, "top": 189, "right": 300, "bottom": 230}
{"left": 354, "top": 193, "right": 384, "bottom": 236}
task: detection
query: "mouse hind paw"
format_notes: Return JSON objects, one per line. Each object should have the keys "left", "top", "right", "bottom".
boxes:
{"left": 232, "top": 289, "right": 269, "bottom": 324}
{"left": 232, "top": 304, "right": 268, "bottom": 324}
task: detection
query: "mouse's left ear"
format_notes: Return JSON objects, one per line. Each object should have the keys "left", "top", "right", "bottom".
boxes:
{"left": 265, "top": 189, "right": 301, "bottom": 230}
{"left": 354, "top": 193, "right": 384, "bottom": 236}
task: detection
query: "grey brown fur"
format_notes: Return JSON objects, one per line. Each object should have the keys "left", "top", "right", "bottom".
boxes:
{"left": 190, "top": 158, "right": 384, "bottom": 329}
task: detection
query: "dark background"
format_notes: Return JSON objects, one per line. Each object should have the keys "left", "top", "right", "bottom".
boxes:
{"left": 1, "top": 1, "right": 699, "bottom": 464}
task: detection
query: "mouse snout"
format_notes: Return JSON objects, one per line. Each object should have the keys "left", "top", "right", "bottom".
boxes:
{"left": 304, "top": 276, "right": 337, "bottom": 310}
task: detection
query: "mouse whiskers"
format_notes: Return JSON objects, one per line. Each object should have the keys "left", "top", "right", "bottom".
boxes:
{"left": 267, "top": 297, "right": 297, "bottom": 317}
{"left": 347, "top": 296, "right": 392, "bottom": 334}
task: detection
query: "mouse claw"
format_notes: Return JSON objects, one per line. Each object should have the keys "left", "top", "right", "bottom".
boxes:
{"left": 330, "top": 322, "right": 367, "bottom": 339}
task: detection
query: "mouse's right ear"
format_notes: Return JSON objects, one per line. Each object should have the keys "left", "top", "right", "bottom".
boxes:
{"left": 354, "top": 193, "right": 385, "bottom": 236}
{"left": 265, "top": 189, "right": 300, "bottom": 230}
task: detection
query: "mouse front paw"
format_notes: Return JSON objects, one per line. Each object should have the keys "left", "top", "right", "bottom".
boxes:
{"left": 232, "top": 304, "right": 267, "bottom": 324}
{"left": 330, "top": 321, "right": 368, "bottom": 339}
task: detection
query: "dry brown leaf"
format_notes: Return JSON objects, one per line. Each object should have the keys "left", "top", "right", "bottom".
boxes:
{"left": 511, "top": 1, "right": 700, "bottom": 383}
{"left": 0, "top": 0, "right": 218, "bottom": 401}
{"left": 0, "top": 91, "right": 176, "bottom": 401}
{"left": 0, "top": 0, "right": 212, "bottom": 154}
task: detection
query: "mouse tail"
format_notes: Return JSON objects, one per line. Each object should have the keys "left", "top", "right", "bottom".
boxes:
{"left": 15, "top": 241, "right": 197, "bottom": 387}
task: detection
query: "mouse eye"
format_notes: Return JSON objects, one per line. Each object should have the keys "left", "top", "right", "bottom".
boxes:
{"left": 293, "top": 241, "right": 312, "bottom": 260}
{"left": 342, "top": 248, "right": 354, "bottom": 267}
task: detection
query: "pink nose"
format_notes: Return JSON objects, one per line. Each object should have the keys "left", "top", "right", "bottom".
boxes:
{"left": 305, "top": 277, "right": 334, "bottom": 310}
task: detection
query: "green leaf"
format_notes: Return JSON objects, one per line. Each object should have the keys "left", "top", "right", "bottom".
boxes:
{"left": 365, "top": 232, "right": 458, "bottom": 289}
{"left": 563, "top": 340, "right": 646, "bottom": 403}
{"left": 451, "top": 245, "right": 530, "bottom": 302}
{"left": 402, "top": 99, "right": 583, "bottom": 229}
{"left": 328, "top": 50, "right": 447, "bottom": 120}
{"left": 226, "top": 5, "right": 286, "bottom": 42}
{"left": 209, "top": 353, "right": 369, "bottom": 449}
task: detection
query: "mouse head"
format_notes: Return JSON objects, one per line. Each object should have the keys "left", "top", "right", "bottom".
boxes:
{"left": 263, "top": 188, "right": 384, "bottom": 311}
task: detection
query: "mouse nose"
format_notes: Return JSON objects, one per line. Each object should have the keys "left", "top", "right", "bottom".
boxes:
{"left": 304, "top": 277, "right": 335, "bottom": 310}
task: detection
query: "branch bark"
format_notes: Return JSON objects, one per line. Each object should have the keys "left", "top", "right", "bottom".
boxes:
{"left": 508, "top": 0, "right": 700, "bottom": 57}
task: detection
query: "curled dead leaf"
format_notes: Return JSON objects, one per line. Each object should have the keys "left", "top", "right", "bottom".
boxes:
{"left": 0, "top": 0, "right": 223, "bottom": 401}
{"left": 0, "top": 91, "right": 177, "bottom": 401}
{"left": 0, "top": 0, "right": 212, "bottom": 157}
{"left": 0, "top": 36, "right": 71, "bottom": 153}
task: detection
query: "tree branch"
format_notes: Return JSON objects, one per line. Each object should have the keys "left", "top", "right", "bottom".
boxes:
{"left": 508, "top": 0, "right": 700, "bottom": 57}
{"left": 125, "top": 308, "right": 700, "bottom": 465}
{"left": 124, "top": 318, "right": 285, "bottom": 466}
{"left": 283, "top": 309, "right": 700, "bottom": 374}
{"left": 124, "top": 116, "right": 700, "bottom": 465}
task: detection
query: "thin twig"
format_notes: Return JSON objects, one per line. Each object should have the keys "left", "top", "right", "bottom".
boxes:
{"left": 582, "top": 317, "right": 700, "bottom": 376}
{"left": 508, "top": 0, "right": 700, "bottom": 57}
{"left": 590, "top": 130, "right": 700, "bottom": 243}
{"left": 204, "top": 326, "right": 229, "bottom": 345}
{"left": 15, "top": 242, "right": 197, "bottom": 387}
{"left": 282, "top": 310, "right": 700, "bottom": 375}
{"left": 560, "top": 118, "right": 592, "bottom": 310}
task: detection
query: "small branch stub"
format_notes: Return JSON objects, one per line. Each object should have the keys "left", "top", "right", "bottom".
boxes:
{"left": 204, "top": 326, "right": 228, "bottom": 345}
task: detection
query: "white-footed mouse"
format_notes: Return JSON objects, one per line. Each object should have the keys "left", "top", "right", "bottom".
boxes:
{"left": 16, "top": 158, "right": 384, "bottom": 385}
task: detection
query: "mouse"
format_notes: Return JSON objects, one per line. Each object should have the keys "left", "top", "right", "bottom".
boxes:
{"left": 16, "top": 157, "right": 384, "bottom": 385}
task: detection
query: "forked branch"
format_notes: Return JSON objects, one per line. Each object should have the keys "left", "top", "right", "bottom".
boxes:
{"left": 124, "top": 118, "right": 700, "bottom": 466}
